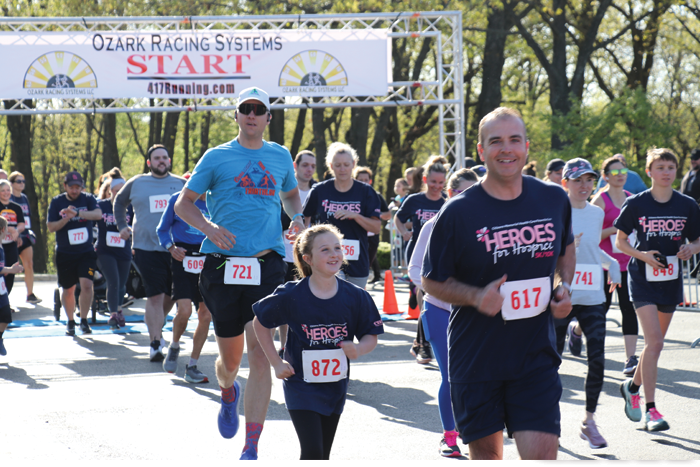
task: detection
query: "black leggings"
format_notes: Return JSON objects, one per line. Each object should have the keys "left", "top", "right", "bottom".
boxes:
{"left": 555, "top": 304, "right": 606, "bottom": 413}
{"left": 604, "top": 270, "right": 638, "bottom": 336}
{"left": 288, "top": 409, "right": 341, "bottom": 460}
{"left": 2, "top": 242, "right": 18, "bottom": 294}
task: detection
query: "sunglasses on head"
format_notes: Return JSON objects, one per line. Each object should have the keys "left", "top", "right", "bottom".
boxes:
{"left": 238, "top": 103, "right": 268, "bottom": 116}
{"left": 13, "top": 179, "right": 25, "bottom": 184}
{"left": 607, "top": 168, "right": 628, "bottom": 176}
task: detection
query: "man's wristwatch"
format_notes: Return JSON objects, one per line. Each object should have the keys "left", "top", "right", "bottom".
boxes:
{"left": 165, "top": 242, "right": 174, "bottom": 251}
{"left": 560, "top": 281, "right": 573, "bottom": 296}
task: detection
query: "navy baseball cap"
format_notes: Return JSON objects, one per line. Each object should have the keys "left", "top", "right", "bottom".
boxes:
{"left": 563, "top": 158, "right": 598, "bottom": 180}
{"left": 64, "top": 171, "right": 84, "bottom": 187}
{"left": 546, "top": 158, "right": 566, "bottom": 172}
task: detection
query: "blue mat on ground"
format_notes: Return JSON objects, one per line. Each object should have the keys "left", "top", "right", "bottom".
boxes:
{"left": 380, "top": 312, "right": 415, "bottom": 321}
{"left": 5, "top": 318, "right": 211, "bottom": 339}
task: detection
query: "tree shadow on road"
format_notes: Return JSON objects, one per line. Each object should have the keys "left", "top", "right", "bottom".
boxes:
{"left": 345, "top": 378, "right": 443, "bottom": 434}
{"left": 0, "top": 362, "right": 50, "bottom": 389}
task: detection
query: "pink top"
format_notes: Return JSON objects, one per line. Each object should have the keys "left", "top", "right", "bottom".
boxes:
{"left": 599, "top": 191, "right": 631, "bottom": 272}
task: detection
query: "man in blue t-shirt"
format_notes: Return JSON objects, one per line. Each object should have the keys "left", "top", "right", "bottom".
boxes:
{"left": 47, "top": 172, "right": 103, "bottom": 336}
{"left": 422, "top": 108, "right": 575, "bottom": 460}
{"left": 175, "top": 86, "right": 304, "bottom": 460}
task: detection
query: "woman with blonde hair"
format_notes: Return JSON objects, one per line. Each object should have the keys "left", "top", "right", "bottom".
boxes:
{"left": 302, "top": 142, "right": 382, "bottom": 289}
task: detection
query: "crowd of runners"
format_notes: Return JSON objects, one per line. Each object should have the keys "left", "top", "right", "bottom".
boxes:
{"left": 0, "top": 87, "right": 698, "bottom": 461}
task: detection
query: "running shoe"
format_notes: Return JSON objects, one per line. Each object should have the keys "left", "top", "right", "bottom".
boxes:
{"left": 240, "top": 447, "right": 258, "bottom": 460}
{"left": 218, "top": 380, "right": 241, "bottom": 439}
{"left": 185, "top": 365, "right": 209, "bottom": 384}
{"left": 620, "top": 379, "right": 642, "bottom": 422}
{"left": 122, "top": 296, "right": 134, "bottom": 308}
{"left": 163, "top": 345, "right": 180, "bottom": 373}
{"left": 149, "top": 339, "right": 165, "bottom": 362}
{"left": 26, "top": 293, "right": 42, "bottom": 304}
{"left": 0, "top": 338, "right": 6, "bottom": 356}
{"left": 623, "top": 355, "right": 638, "bottom": 376}
{"left": 439, "top": 431, "right": 462, "bottom": 457}
{"left": 66, "top": 321, "right": 76, "bottom": 336}
{"left": 644, "top": 408, "right": 670, "bottom": 432}
{"left": 416, "top": 342, "right": 433, "bottom": 365}
{"left": 115, "top": 310, "right": 126, "bottom": 328}
{"left": 79, "top": 321, "right": 92, "bottom": 334}
{"left": 108, "top": 313, "right": 119, "bottom": 329}
{"left": 409, "top": 340, "right": 425, "bottom": 363}
{"left": 567, "top": 320, "right": 583, "bottom": 356}
{"left": 580, "top": 420, "right": 608, "bottom": 449}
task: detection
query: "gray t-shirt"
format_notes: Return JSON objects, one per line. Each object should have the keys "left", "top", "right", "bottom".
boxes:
{"left": 114, "top": 173, "right": 186, "bottom": 251}
{"left": 571, "top": 202, "right": 621, "bottom": 306}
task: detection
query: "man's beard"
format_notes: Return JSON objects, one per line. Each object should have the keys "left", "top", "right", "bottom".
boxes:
{"left": 151, "top": 163, "right": 171, "bottom": 176}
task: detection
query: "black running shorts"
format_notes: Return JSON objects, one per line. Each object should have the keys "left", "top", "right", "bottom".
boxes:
{"left": 56, "top": 250, "right": 97, "bottom": 289}
{"left": 450, "top": 365, "right": 562, "bottom": 444}
{"left": 199, "top": 251, "right": 286, "bottom": 338}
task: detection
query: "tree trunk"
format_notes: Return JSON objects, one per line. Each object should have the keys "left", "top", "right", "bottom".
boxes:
{"left": 162, "top": 111, "right": 180, "bottom": 163}
{"left": 101, "top": 99, "right": 120, "bottom": 171}
{"left": 183, "top": 111, "right": 190, "bottom": 173}
{"left": 199, "top": 110, "right": 211, "bottom": 162}
{"left": 312, "top": 104, "right": 328, "bottom": 180}
{"left": 473, "top": 2, "right": 514, "bottom": 140}
{"left": 345, "top": 105, "right": 372, "bottom": 166}
{"left": 290, "top": 108, "right": 307, "bottom": 158}
{"left": 5, "top": 100, "right": 47, "bottom": 273}
{"left": 269, "top": 102, "right": 285, "bottom": 147}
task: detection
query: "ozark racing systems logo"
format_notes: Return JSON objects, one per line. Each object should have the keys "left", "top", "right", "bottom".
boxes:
{"left": 23, "top": 51, "right": 97, "bottom": 96}
{"left": 279, "top": 50, "right": 348, "bottom": 93}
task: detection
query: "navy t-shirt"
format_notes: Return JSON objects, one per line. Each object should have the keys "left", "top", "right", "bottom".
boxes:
{"left": 0, "top": 246, "right": 9, "bottom": 309}
{"left": 47, "top": 192, "right": 98, "bottom": 254}
{"left": 396, "top": 192, "right": 445, "bottom": 245}
{"left": 422, "top": 177, "right": 574, "bottom": 383}
{"left": 0, "top": 201, "right": 25, "bottom": 246}
{"left": 253, "top": 277, "right": 384, "bottom": 416}
{"left": 614, "top": 190, "right": 700, "bottom": 305}
{"left": 95, "top": 199, "right": 133, "bottom": 261}
{"left": 303, "top": 179, "right": 381, "bottom": 278}
{"left": 10, "top": 193, "right": 31, "bottom": 234}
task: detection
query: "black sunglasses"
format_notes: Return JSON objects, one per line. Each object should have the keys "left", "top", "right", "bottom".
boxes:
{"left": 13, "top": 179, "right": 25, "bottom": 184}
{"left": 238, "top": 103, "right": 268, "bottom": 116}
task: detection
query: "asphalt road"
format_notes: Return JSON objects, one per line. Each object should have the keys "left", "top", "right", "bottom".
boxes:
{"left": 2, "top": 277, "right": 700, "bottom": 461}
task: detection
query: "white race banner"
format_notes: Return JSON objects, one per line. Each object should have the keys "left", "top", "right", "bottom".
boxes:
{"left": 0, "top": 30, "right": 390, "bottom": 99}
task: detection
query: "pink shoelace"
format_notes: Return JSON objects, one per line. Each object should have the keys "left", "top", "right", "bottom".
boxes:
{"left": 631, "top": 393, "right": 641, "bottom": 409}
{"left": 444, "top": 430, "right": 459, "bottom": 447}
{"left": 648, "top": 408, "right": 664, "bottom": 421}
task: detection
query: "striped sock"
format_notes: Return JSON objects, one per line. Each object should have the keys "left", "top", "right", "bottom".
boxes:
{"left": 220, "top": 385, "right": 236, "bottom": 404}
{"left": 243, "top": 422, "right": 263, "bottom": 454}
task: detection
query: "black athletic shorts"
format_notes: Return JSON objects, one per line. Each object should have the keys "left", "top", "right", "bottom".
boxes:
{"left": 451, "top": 364, "right": 562, "bottom": 444}
{"left": 171, "top": 243, "right": 204, "bottom": 307}
{"left": 134, "top": 249, "right": 172, "bottom": 298}
{"left": 199, "top": 251, "right": 286, "bottom": 338}
{"left": 56, "top": 250, "right": 97, "bottom": 289}
{"left": 0, "top": 304, "right": 12, "bottom": 324}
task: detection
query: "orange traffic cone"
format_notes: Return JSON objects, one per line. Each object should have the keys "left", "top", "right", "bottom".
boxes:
{"left": 406, "top": 301, "right": 421, "bottom": 320}
{"left": 382, "top": 270, "right": 401, "bottom": 315}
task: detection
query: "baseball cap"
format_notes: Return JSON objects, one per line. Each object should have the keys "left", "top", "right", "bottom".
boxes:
{"left": 546, "top": 158, "right": 566, "bottom": 172}
{"left": 563, "top": 158, "right": 598, "bottom": 180}
{"left": 64, "top": 171, "right": 84, "bottom": 187}
{"left": 690, "top": 149, "right": 700, "bottom": 161}
{"left": 472, "top": 165, "right": 487, "bottom": 178}
{"left": 238, "top": 87, "right": 270, "bottom": 109}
